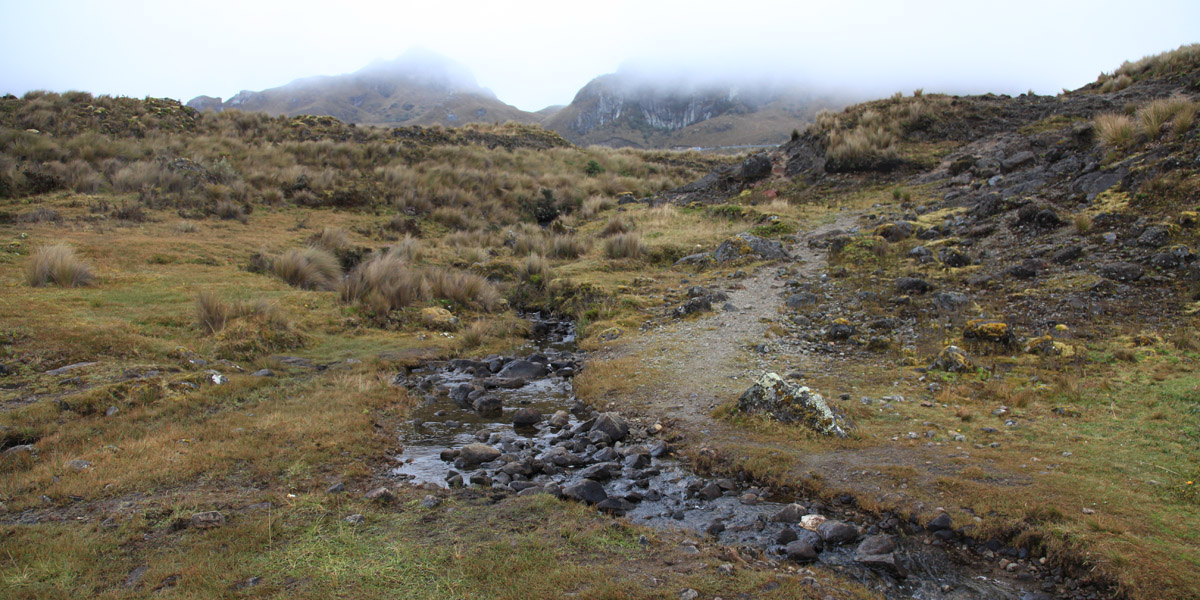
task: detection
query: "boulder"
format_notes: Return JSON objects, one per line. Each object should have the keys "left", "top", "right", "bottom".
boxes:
{"left": 931, "top": 291, "right": 968, "bottom": 313}
{"left": 1099, "top": 262, "right": 1144, "bottom": 282}
{"left": 771, "top": 503, "right": 807, "bottom": 523}
{"left": 472, "top": 395, "right": 502, "bottom": 414}
{"left": 786, "top": 293, "right": 819, "bottom": 309}
{"left": 874, "top": 222, "right": 915, "bottom": 242}
{"left": 736, "top": 372, "right": 852, "bottom": 437}
{"left": 591, "top": 412, "right": 629, "bottom": 442}
{"left": 459, "top": 444, "right": 502, "bottom": 467}
{"left": 714, "top": 233, "right": 789, "bottom": 263}
{"left": 964, "top": 319, "right": 1015, "bottom": 345}
{"left": 512, "top": 408, "right": 542, "bottom": 426}
{"left": 497, "top": 360, "right": 549, "bottom": 380}
{"left": 938, "top": 248, "right": 971, "bottom": 268}
{"left": 856, "top": 534, "right": 895, "bottom": 555}
{"left": 190, "top": 511, "right": 226, "bottom": 529}
{"left": 562, "top": 479, "right": 608, "bottom": 505}
{"left": 784, "top": 539, "right": 819, "bottom": 562}
{"left": 817, "top": 520, "right": 859, "bottom": 545}
{"left": 1138, "top": 226, "right": 1170, "bottom": 248}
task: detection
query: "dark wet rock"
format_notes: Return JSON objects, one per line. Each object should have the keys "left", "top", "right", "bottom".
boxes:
{"left": 826, "top": 322, "right": 855, "bottom": 340}
{"left": 539, "top": 446, "right": 585, "bottom": 467}
{"left": 497, "top": 360, "right": 548, "bottom": 380}
{"left": 1001, "top": 151, "right": 1035, "bottom": 172}
{"left": 440, "top": 448, "right": 461, "bottom": 461}
{"left": 856, "top": 534, "right": 895, "bottom": 555}
{"left": 776, "top": 527, "right": 799, "bottom": 544}
{"left": 512, "top": 408, "right": 542, "bottom": 426}
{"left": 927, "top": 512, "right": 953, "bottom": 531}
{"left": 597, "top": 497, "right": 635, "bottom": 515}
{"left": 548, "top": 410, "right": 570, "bottom": 428}
{"left": 623, "top": 453, "right": 650, "bottom": 469}
{"left": 784, "top": 539, "right": 819, "bottom": 562}
{"left": 591, "top": 413, "right": 629, "bottom": 442}
{"left": 1152, "top": 252, "right": 1181, "bottom": 269}
{"left": 592, "top": 447, "right": 619, "bottom": 462}
{"left": 856, "top": 551, "right": 907, "bottom": 578}
{"left": 817, "top": 520, "right": 859, "bottom": 545}
{"left": 875, "top": 221, "right": 915, "bottom": 242}
{"left": 472, "top": 396, "right": 503, "bottom": 414}
{"left": 931, "top": 292, "right": 968, "bottom": 313}
{"left": 771, "top": 503, "right": 806, "bottom": 523}
{"left": 459, "top": 444, "right": 502, "bottom": 466}
{"left": 191, "top": 511, "right": 226, "bottom": 529}
{"left": 895, "top": 277, "right": 933, "bottom": 294}
{"left": 714, "top": 233, "right": 789, "bottom": 263}
{"left": 1003, "top": 259, "right": 1044, "bottom": 280}
{"left": 648, "top": 440, "right": 671, "bottom": 458}
{"left": 365, "top": 487, "right": 395, "bottom": 502}
{"left": 562, "top": 479, "right": 608, "bottom": 504}
{"left": 737, "top": 372, "right": 852, "bottom": 437}
{"left": 698, "top": 482, "right": 723, "bottom": 500}
{"left": 704, "top": 519, "right": 726, "bottom": 536}
{"left": 449, "top": 383, "right": 474, "bottom": 404}
{"left": 1099, "top": 262, "right": 1144, "bottom": 282}
{"left": 578, "top": 462, "right": 622, "bottom": 481}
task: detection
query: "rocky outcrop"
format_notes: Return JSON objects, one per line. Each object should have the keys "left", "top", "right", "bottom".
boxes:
{"left": 737, "top": 373, "right": 853, "bottom": 437}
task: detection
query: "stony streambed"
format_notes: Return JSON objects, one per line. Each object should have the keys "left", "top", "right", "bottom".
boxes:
{"left": 389, "top": 317, "right": 1062, "bottom": 600}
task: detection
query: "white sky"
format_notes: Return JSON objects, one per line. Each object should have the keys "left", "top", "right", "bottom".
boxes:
{"left": 1, "top": 0, "right": 1197, "bottom": 111}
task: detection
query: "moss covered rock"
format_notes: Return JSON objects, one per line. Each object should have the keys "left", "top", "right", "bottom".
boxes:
{"left": 737, "top": 373, "right": 852, "bottom": 437}
{"left": 964, "top": 319, "right": 1015, "bottom": 345}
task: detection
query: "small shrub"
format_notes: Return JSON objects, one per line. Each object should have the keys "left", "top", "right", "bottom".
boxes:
{"left": 111, "top": 202, "right": 147, "bottom": 222}
{"left": 26, "top": 243, "right": 94, "bottom": 287}
{"left": 175, "top": 221, "right": 198, "bottom": 233}
{"left": 1094, "top": 113, "right": 1137, "bottom": 149}
{"left": 584, "top": 160, "right": 605, "bottom": 176}
{"left": 603, "top": 233, "right": 645, "bottom": 259}
{"left": 272, "top": 246, "right": 342, "bottom": 290}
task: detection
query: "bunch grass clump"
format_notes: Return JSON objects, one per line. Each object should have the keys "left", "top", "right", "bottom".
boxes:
{"left": 340, "top": 248, "right": 500, "bottom": 316}
{"left": 603, "top": 233, "right": 646, "bottom": 259}
{"left": 26, "top": 243, "right": 94, "bottom": 287}
{"left": 1094, "top": 113, "right": 1137, "bottom": 149}
{"left": 272, "top": 246, "right": 342, "bottom": 290}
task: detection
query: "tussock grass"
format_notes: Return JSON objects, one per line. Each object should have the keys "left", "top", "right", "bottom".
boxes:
{"left": 603, "top": 233, "right": 646, "bottom": 259}
{"left": 1138, "top": 95, "right": 1195, "bottom": 139}
{"left": 272, "top": 246, "right": 342, "bottom": 290}
{"left": 26, "top": 243, "right": 94, "bottom": 287}
{"left": 600, "top": 215, "right": 634, "bottom": 237}
{"left": 308, "top": 226, "right": 350, "bottom": 252}
{"left": 213, "top": 199, "right": 246, "bottom": 221}
{"left": 519, "top": 254, "right": 552, "bottom": 287}
{"left": 341, "top": 249, "right": 500, "bottom": 315}
{"left": 1094, "top": 113, "right": 1137, "bottom": 149}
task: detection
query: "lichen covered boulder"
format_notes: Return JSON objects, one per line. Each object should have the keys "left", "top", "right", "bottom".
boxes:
{"left": 963, "top": 319, "right": 1015, "bottom": 345}
{"left": 737, "top": 373, "right": 852, "bottom": 437}
{"left": 929, "top": 345, "right": 973, "bottom": 372}
{"left": 713, "top": 233, "right": 789, "bottom": 263}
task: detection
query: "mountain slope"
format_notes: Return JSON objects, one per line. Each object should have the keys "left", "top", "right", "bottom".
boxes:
{"left": 186, "top": 49, "right": 539, "bottom": 127}
{"left": 543, "top": 69, "right": 852, "bottom": 149}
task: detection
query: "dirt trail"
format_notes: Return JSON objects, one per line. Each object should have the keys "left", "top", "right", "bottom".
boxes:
{"left": 597, "top": 213, "right": 969, "bottom": 499}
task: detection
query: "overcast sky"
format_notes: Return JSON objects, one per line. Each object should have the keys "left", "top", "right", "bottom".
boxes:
{"left": 1, "top": 0, "right": 1197, "bottom": 111}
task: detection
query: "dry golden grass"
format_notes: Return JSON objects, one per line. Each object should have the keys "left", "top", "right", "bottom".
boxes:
{"left": 1094, "top": 113, "right": 1137, "bottom": 149}
{"left": 272, "top": 246, "right": 342, "bottom": 290}
{"left": 25, "top": 243, "right": 94, "bottom": 287}
{"left": 602, "top": 232, "right": 645, "bottom": 259}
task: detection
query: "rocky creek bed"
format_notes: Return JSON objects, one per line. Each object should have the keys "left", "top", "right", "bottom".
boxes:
{"left": 388, "top": 317, "right": 1092, "bottom": 600}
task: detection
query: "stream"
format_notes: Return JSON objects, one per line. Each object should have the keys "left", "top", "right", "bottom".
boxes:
{"left": 389, "top": 315, "right": 1055, "bottom": 600}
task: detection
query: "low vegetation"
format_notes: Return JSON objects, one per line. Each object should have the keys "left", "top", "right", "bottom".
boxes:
{"left": 25, "top": 243, "right": 93, "bottom": 287}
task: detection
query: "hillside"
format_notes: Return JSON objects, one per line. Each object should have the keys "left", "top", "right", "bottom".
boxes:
{"left": 3, "top": 44, "right": 1200, "bottom": 600}
{"left": 186, "top": 49, "right": 539, "bottom": 127}
{"left": 544, "top": 69, "right": 851, "bottom": 149}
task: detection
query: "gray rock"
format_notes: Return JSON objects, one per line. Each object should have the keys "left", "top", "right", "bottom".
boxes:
{"left": 538, "top": 446, "right": 585, "bottom": 467}
{"left": 562, "top": 479, "right": 608, "bottom": 504}
{"left": 597, "top": 497, "right": 635, "bottom": 514}
{"left": 590, "top": 412, "right": 629, "bottom": 442}
{"left": 927, "top": 512, "right": 953, "bottom": 531}
{"left": 497, "top": 360, "right": 549, "bottom": 379}
{"left": 786, "top": 292, "right": 819, "bottom": 309}
{"left": 472, "top": 396, "right": 502, "bottom": 414}
{"left": 931, "top": 291, "right": 969, "bottom": 313}
{"left": 714, "top": 233, "right": 789, "bottom": 263}
{"left": 65, "top": 459, "right": 92, "bottom": 471}
{"left": 817, "top": 520, "right": 859, "bottom": 544}
{"left": 1001, "top": 151, "right": 1036, "bottom": 172}
{"left": 344, "top": 513, "right": 365, "bottom": 524}
{"left": 365, "top": 487, "right": 395, "bottom": 502}
{"left": 736, "top": 373, "right": 852, "bottom": 437}
{"left": 577, "top": 462, "right": 622, "bottom": 481}
{"left": 190, "top": 511, "right": 226, "bottom": 529}
{"left": 784, "top": 539, "right": 819, "bottom": 562}
{"left": 1138, "top": 226, "right": 1170, "bottom": 248}
{"left": 44, "top": 361, "right": 98, "bottom": 376}
{"left": 105, "top": 405, "right": 120, "bottom": 417}
{"left": 1099, "top": 262, "right": 1144, "bottom": 282}
{"left": 421, "top": 495, "right": 441, "bottom": 509}
{"left": 459, "top": 444, "right": 502, "bottom": 466}
{"left": 771, "top": 503, "right": 807, "bottom": 523}
{"left": 856, "top": 552, "right": 907, "bottom": 578}
{"left": 512, "top": 408, "right": 542, "bottom": 426}
{"left": 548, "top": 410, "right": 570, "bottom": 428}
{"left": 938, "top": 248, "right": 971, "bottom": 268}
{"left": 1052, "top": 245, "right": 1082, "bottom": 264}
{"left": 697, "top": 482, "right": 723, "bottom": 501}
{"left": 776, "top": 527, "right": 799, "bottom": 544}
{"left": 856, "top": 534, "right": 895, "bottom": 555}
{"left": 325, "top": 482, "right": 345, "bottom": 494}
{"left": 250, "top": 369, "right": 275, "bottom": 377}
